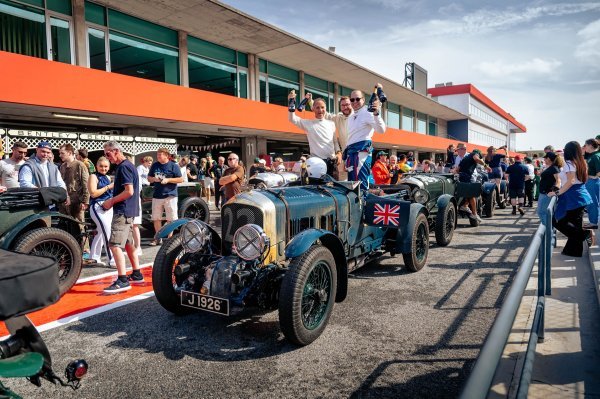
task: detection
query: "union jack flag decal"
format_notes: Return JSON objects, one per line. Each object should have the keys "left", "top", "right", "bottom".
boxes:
{"left": 373, "top": 203, "right": 400, "bottom": 226}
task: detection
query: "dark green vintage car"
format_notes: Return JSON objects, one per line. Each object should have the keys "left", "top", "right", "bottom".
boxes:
{"left": 0, "top": 188, "right": 83, "bottom": 296}
{"left": 140, "top": 182, "right": 209, "bottom": 232}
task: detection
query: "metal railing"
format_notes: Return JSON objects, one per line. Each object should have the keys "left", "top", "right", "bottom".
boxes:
{"left": 459, "top": 196, "right": 557, "bottom": 399}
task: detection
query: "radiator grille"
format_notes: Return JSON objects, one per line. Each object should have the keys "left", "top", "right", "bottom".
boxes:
{"left": 221, "top": 203, "right": 263, "bottom": 255}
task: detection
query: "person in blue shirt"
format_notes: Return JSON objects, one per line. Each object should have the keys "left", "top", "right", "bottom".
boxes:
{"left": 505, "top": 155, "right": 529, "bottom": 215}
{"left": 148, "top": 148, "right": 183, "bottom": 245}
{"left": 100, "top": 140, "right": 141, "bottom": 293}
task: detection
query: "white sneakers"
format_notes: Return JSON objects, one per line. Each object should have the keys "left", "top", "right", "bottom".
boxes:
{"left": 459, "top": 205, "right": 472, "bottom": 214}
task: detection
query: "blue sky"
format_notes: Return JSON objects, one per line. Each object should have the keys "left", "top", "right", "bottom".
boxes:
{"left": 222, "top": 0, "right": 600, "bottom": 151}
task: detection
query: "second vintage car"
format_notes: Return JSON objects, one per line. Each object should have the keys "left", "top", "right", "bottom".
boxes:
{"left": 152, "top": 161, "right": 430, "bottom": 346}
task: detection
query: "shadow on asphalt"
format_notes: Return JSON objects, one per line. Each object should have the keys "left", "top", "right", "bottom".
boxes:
{"left": 67, "top": 299, "right": 299, "bottom": 361}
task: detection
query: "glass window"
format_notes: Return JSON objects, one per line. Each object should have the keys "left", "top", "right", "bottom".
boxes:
{"left": 85, "top": 0, "right": 105, "bottom": 25}
{"left": 416, "top": 112, "right": 427, "bottom": 134}
{"left": 87, "top": 27, "right": 106, "bottom": 70}
{"left": 188, "top": 35, "right": 235, "bottom": 64}
{"left": 305, "top": 87, "right": 330, "bottom": 111}
{"left": 109, "top": 31, "right": 179, "bottom": 84}
{"left": 267, "top": 61, "right": 298, "bottom": 82}
{"left": 338, "top": 85, "right": 352, "bottom": 97}
{"left": 402, "top": 107, "right": 414, "bottom": 132}
{"left": 428, "top": 117, "right": 437, "bottom": 136}
{"left": 259, "top": 75, "right": 267, "bottom": 102}
{"left": 47, "top": 0, "right": 71, "bottom": 16}
{"left": 305, "top": 74, "right": 328, "bottom": 92}
{"left": 267, "top": 76, "right": 298, "bottom": 106}
{"left": 49, "top": 16, "right": 71, "bottom": 64}
{"left": 238, "top": 70, "right": 248, "bottom": 98}
{"left": 13, "top": 0, "right": 43, "bottom": 7}
{"left": 0, "top": 0, "right": 46, "bottom": 59}
{"left": 387, "top": 110, "right": 400, "bottom": 129}
{"left": 188, "top": 54, "right": 237, "bottom": 96}
{"left": 237, "top": 52, "right": 248, "bottom": 68}
{"left": 108, "top": 9, "right": 177, "bottom": 47}
{"left": 259, "top": 58, "right": 267, "bottom": 73}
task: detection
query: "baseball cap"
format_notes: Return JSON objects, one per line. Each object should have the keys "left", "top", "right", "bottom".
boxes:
{"left": 544, "top": 152, "right": 557, "bottom": 162}
{"left": 205, "top": 152, "right": 212, "bottom": 157}
{"left": 471, "top": 149, "right": 482, "bottom": 157}
{"left": 259, "top": 159, "right": 266, "bottom": 164}
{"left": 514, "top": 155, "right": 522, "bottom": 161}
{"left": 376, "top": 150, "right": 388, "bottom": 157}
{"left": 254, "top": 157, "right": 260, "bottom": 163}
{"left": 37, "top": 140, "right": 52, "bottom": 150}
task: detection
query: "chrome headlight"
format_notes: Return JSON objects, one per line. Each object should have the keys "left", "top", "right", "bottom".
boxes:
{"left": 233, "top": 224, "right": 269, "bottom": 261}
{"left": 413, "top": 189, "right": 430, "bottom": 204}
{"left": 181, "top": 220, "right": 211, "bottom": 253}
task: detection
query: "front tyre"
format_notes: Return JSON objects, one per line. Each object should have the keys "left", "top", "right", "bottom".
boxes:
{"left": 13, "top": 227, "right": 82, "bottom": 296}
{"left": 484, "top": 189, "right": 496, "bottom": 218}
{"left": 279, "top": 245, "right": 337, "bottom": 346}
{"left": 152, "top": 235, "right": 191, "bottom": 315}
{"left": 435, "top": 204, "right": 456, "bottom": 247}
{"left": 178, "top": 197, "right": 210, "bottom": 223}
{"left": 402, "top": 213, "right": 429, "bottom": 272}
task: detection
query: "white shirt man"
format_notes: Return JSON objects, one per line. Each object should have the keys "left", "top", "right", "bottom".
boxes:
{"left": 0, "top": 142, "right": 27, "bottom": 189}
{"left": 287, "top": 97, "right": 339, "bottom": 160}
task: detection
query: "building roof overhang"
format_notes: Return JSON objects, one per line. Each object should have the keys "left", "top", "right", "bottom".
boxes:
{"left": 100, "top": 0, "right": 466, "bottom": 121}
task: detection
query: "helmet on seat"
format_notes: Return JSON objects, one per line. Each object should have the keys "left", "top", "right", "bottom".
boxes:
{"left": 305, "top": 157, "right": 327, "bottom": 178}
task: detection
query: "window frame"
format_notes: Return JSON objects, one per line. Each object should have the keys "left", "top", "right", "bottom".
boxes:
{"left": 85, "top": 22, "right": 110, "bottom": 71}
{"left": 45, "top": 10, "right": 75, "bottom": 64}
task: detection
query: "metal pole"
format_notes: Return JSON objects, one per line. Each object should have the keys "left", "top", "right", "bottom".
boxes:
{"left": 516, "top": 296, "right": 545, "bottom": 398}
{"left": 545, "top": 197, "right": 556, "bottom": 295}
{"left": 538, "top": 243, "right": 545, "bottom": 297}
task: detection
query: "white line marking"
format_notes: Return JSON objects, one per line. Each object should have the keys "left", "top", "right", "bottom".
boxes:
{"left": 76, "top": 262, "right": 153, "bottom": 283}
{"left": 1, "top": 291, "right": 156, "bottom": 339}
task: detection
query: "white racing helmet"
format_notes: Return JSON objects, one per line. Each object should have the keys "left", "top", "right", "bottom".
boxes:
{"left": 305, "top": 157, "right": 327, "bottom": 178}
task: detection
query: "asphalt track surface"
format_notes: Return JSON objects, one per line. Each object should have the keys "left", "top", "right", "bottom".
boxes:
{"left": 5, "top": 206, "right": 539, "bottom": 399}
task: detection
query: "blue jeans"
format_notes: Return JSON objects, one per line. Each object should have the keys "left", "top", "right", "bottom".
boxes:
{"left": 537, "top": 193, "right": 552, "bottom": 225}
{"left": 585, "top": 178, "right": 600, "bottom": 225}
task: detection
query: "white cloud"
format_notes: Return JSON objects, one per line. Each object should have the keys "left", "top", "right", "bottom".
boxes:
{"left": 474, "top": 58, "right": 562, "bottom": 81}
{"left": 386, "top": 2, "right": 600, "bottom": 43}
{"left": 575, "top": 19, "right": 600, "bottom": 68}
{"left": 366, "top": 0, "right": 412, "bottom": 10}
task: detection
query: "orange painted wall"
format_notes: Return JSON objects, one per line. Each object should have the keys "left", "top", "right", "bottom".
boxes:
{"left": 0, "top": 51, "right": 522, "bottom": 156}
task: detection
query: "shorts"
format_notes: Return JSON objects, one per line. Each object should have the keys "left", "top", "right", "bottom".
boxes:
{"left": 509, "top": 188, "right": 525, "bottom": 199}
{"left": 204, "top": 177, "right": 214, "bottom": 189}
{"left": 488, "top": 167, "right": 503, "bottom": 180}
{"left": 152, "top": 196, "right": 178, "bottom": 221}
{"left": 109, "top": 214, "right": 134, "bottom": 249}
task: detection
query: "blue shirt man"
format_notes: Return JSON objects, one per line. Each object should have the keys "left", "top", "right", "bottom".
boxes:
{"left": 505, "top": 155, "right": 529, "bottom": 215}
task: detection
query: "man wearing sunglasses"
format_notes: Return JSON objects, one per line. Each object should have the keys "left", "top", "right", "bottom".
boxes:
{"left": 0, "top": 141, "right": 28, "bottom": 191}
{"left": 345, "top": 84, "right": 386, "bottom": 191}
{"left": 219, "top": 153, "right": 245, "bottom": 202}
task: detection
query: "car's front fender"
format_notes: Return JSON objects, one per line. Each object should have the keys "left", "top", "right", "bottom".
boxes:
{"left": 482, "top": 182, "right": 497, "bottom": 196}
{"left": 396, "top": 203, "right": 426, "bottom": 254}
{"left": 285, "top": 229, "right": 348, "bottom": 302}
{"left": 436, "top": 194, "right": 454, "bottom": 210}
{"left": 0, "top": 211, "right": 82, "bottom": 249}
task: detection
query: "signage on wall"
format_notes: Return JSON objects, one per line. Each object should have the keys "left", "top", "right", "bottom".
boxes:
{"left": 135, "top": 136, "right": 176, "bottom": 144}
{"left": 80, "top": 133, "right": 134, "bottom": 142}
{"left": 8, "top": 130, "right": 78, "bottom": 139}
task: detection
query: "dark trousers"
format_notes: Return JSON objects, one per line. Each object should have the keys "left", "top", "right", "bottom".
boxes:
{"left": 525, "top": 180, "right": 534, "bottom": 205}
{"left": 554, "top": 206, "right": 589, "bottom": 257}
{"left": 214, "top": 184, "right": 224, "bottom": 208}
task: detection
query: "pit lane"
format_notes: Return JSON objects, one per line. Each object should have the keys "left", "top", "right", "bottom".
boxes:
{"left": 7, "top": 206, "right": 539, "bottom": 398}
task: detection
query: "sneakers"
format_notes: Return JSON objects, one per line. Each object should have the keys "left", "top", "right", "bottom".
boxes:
{"left": 103, "top": 279, "right": 131, "bottom": 293}
{"left": 468, "top": 213, "right": 482, "bottom": 223}
{"left": 136, "top": 247, "right": 143, "bottom": 256}
{"left": 92, "top": 259, "right": 106, "bottom": 267}
{"left": 149, "top": 239, "right": 162, "bottom": 246}
{"left": 512, "top": 208, "right": 517, "bottom": 215}
{"left": 518, "top": 207, "right": 525, "bottom": 215}
{"left": 459, "top": 205, "right": 472, "bottom": 214}
{"left": 583, "top": 223, "right": 598, "bottom": 230}
{"left": 586, "top": 231, "right": 596, "bottom": 247}
{"left": 127, "top": 271, "right": 145, "bottom": 285}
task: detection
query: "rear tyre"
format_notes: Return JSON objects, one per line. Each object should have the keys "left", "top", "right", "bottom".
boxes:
{"left": 279, "top": 245, "right": 337, "bottom": 346}
{"left": 13, "top": 227, "right": 82, "bottom": 297}
{"left": 435, "top": 204, "right": 455, "bottom": 247}
{"left": 178, "top": 197, "right": 210, "bottom": 223}
{"left": 403, "top": 213, "right": 429, "bottom": 272}
{"left": 152, "top": 235, "right": 192, "bottom": 315}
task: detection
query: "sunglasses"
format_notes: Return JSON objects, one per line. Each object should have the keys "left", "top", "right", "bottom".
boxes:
{"left": 350, "top": 97, "right": 362, "bottom": 102}
{"left": 228, "top": 158, "right": 237, "bottom": 161}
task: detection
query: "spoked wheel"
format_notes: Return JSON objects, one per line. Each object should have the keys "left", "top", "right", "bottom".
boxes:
{"left": 403, "top": 213, "right": 429, "bottom": 272}
{"left": 13, "top": 227, "right": 82, "bottom": 296}
{"left": 435, "top": 204, "right": 456, "bottom": 246}
{"left": 179, "top": 197, "right": 210, "bottom": 223}
{"left": 279, "top": 245, "right": 337, "bottom": 346}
